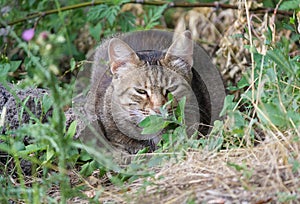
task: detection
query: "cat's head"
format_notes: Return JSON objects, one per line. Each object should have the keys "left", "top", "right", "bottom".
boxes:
{"left": 107, "top": 31, "right": 199, "bottom": 140}
{"left": 109, "top": 31, "right": 193, "bottom": 82}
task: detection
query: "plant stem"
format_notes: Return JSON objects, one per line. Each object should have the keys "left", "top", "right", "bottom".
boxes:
{"left": 54, "top": 0, "right": 73, "bottom": 57}
{"left": 4, "top": 0, "right": 294, "bottom": 27}
{"left": 244, "top": 0, "right": 255, "bottom": 146}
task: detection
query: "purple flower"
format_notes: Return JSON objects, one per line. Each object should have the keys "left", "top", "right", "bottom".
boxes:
{"left": 39, "top": 31, "right": 49, "bottom": 40}
{"left": 22, "top": 28, "right": 35, "bottom": 42}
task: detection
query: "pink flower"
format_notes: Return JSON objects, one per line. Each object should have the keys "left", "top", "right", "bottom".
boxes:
{"left": 22, "top": 28, "right": 35, "bottom": 42}
{"left": 39, "top": 31, "right": 49, "bottom": 40}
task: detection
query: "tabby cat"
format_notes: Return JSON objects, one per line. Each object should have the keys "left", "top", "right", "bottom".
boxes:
{"left": 90, "top": 31, "right": 199, "bottom": 154}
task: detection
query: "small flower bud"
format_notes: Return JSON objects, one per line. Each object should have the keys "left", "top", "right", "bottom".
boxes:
{"left": 22, "top": 28, "right": 35, "bottom": 42}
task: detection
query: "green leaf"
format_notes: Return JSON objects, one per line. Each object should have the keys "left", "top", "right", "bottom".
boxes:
{"left": 42, "top": 94, "right": 53, "bottom": 114}
{"left": 230, "top": 33, "right": 246, "bottom": 40}
{"left": 0, "top": 63, "right": 10, "bottom": 81}
{"left": 13, "top": 141, "right": 25, "bottom": 151}
{"left": 9, "top": 61, "right": 22, "bottom": 72}
{"left": 167, "top": 93, "right": 174, "bottom": 101}
{"left": 0, "top": 143, "right": 10, "bottom": 153}
{"left": 105, "top": 5, "right": 120, "bottom": 26}
{"left": 144, "top": 4, "right": 168, "bottom": 29}
{"left": 266, "top": 49, "right": 294, "bottom": 75}
{"left": 80, "top": 160, "right": 99, "bottom": 177}
{"left": 136, "top": 147, "right": 149, "bottom": 154}
{"left": 287, "top": 110, "right": 300, "bottom": 127}
{"left": 46, "top": 146, "right": 55, "bottom": 162}
{"left": 143, "top": 121, "right": 169, "bottom": 134}
{"left": 79, "top": 150, "right": 93, "bottom": 161}
{"left": 70, "top": 58, "right": 76, "bottom": 71}
{"left": 18, "top": 144, "right": 47, "bottom": 155}
{"left": 89, "top": 22, "right": 103, "bottom": 41}
{"left": 139, "top": 115, "right": 156, "bottom": 128}
{"left": 206, "top": 135, "right": 224, "bottom": 151}
{"left": 147, "top": 155, "right": 164, "bottom": 167}
{"left": 109, "top": 175, "right": 124, "bottom": 186}
{"left": 118, "top": 11, "right": 136, "bottom": 32}
{"left": 279, "top": 0, "right": 300, "bottom": 10}
{"left": 258, "top": 102, "right": 288, "bottom": 128}
{"left": 41, "top": 145, "right": 56, "bottom": 165}
{"left": 66, "top": 120, "right": 77, "bottom": 139}
{"left": 227, "top": 162, "right": 245, "bottom": 171}
{"left": 220, "top": 95, "right": 236, "bottom": 116}
{"left": 237, "top": 75, "right": 249, "bottom": 89}
{"left": 175, "top": 97, "right": 186, "bottom": 123}
{"left": 230, "top": 111, "right": 246, "bottom": 128}
{"left": 289, "top": 157, "right": 300, "bottom": 173}
{"left": 209, "top": 120, "right": 224, "bottom": 136}
{"left": 289, "top": 17, "right": 295, "bottom": 25}
{"left": 87, "top": 5, "right": 108, "bottom": 22}
{"left": 160, "top": 132, "right": 176, "bottom": 148}
{"left": 0, "top": 61, "right": 22, "bottom": 80}
{"left": 88, "top": 4, "right": 121, "bottom": 26}
{"left": 139, "top": 115, "right": 170, "bottom": 134}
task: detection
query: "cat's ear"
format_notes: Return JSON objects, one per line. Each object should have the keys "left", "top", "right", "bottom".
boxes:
{"left": 173, "top": 15, "right": 186, "bottom": 42}
{"left": 165, "top": 30, "right": 193, "bottom": 69}
{"left": 108, "top": 38, "right": 140, "bottom": 74}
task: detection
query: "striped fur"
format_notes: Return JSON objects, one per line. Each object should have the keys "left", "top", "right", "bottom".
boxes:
{"left": 99, "top": 31, "right": 199, "bottom": 154}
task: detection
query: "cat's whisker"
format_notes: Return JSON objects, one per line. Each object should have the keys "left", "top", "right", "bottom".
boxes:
{"left": 185, "top": 104, "right": 201, "bottom": 108}
{"left": 120, "top": 103, "right": 138, "bottom": 107}
{"left": 185, "top": 105, "right": 210, "bottom": 116}
{"left": 185, "top": 107, "right": 200, "bottom": 111}
{"left": 137, "top": 109, "right": 150, "bottom": 114}
{"left": 113, "top": 110, "right": 145, "bottom": 124}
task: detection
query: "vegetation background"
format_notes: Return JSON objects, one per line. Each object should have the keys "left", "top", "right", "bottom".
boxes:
{"left": 0, "top": 0, "right": 299, "bottom": 203}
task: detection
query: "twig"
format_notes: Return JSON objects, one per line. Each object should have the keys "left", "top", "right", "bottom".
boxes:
{"left": 3, "top": 0, "right": 294, "bottom": 27}
{"left": 6, "top": 1, "right": 108, "bottom": 26}
{"left": 244, "top": 1, "right": 255, "bottom": 105}
{"left": 244, "top": 0, "right": 255, "bottom": 147}
{"left": 271, "top": 0, "right": 283, "bottom": 43}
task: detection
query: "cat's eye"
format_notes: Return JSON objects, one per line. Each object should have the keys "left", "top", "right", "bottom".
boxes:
{"left": 167, "top": 86, "right": 178, "bottom": 93}
{"left": 135, "top": 88, "right": 147, "bottom": 95}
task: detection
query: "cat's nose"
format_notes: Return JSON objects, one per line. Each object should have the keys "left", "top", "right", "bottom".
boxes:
{"left": 151, "top": 102, "right": 164, "bottom": 113}
{"left": 150, "top": 96, "right": 166, "bottom": 107}
{"left": 148, "top": 108, "right": 161, "bottom": 115}
{"left": 153, "top": 108, "right": 161, "bottom": 114}
{"left": 149, "top": 93, "right": 167, "bottom": 113}
{"left": 149, "top": 102, "right": 163, "bottom": 114}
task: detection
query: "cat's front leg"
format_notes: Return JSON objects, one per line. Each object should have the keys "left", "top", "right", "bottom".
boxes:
{"left": 125, "top": 138, "right": 158, "bottom": 154}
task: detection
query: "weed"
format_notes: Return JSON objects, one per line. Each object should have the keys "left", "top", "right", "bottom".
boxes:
{"left": 0, "top": 0, "right": 299, "bottom": 203}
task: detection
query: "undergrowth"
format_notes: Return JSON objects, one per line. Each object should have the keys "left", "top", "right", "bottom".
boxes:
{"left": 0, "top": 0, "right": 299, "bottom": 203}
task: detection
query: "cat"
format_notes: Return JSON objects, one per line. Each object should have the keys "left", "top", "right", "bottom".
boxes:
{"left": 87, "top": 31, "right": 200, "bottom": 154}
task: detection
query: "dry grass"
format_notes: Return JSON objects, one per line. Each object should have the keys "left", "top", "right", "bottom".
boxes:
{"left": 72, "top": 131, "right": 298, "bottom": 203}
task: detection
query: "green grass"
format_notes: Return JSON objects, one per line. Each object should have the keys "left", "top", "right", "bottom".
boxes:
{"left": 0, "top": 0, "right": 299, "bottom": 203}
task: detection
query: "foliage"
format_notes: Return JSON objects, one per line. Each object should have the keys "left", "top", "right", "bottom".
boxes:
{"left": 143, "top": 4, "right": 168, "bottom": 29}
{"left": 139, "top": 94, "right": 200, "bottom": 152}
{"left": 87, "top": 0, "right": 136, "bottom": 38}
{"left": 0, "top": 0, "right": 299, "bottom": 203}
{"left": 219, "top": 18, "right": 300, "bottom": 148}
{"left": 0, "top": 25, "right": 83, "bottom": 202}
{"left": 279, "top": 0, "right": 300, "bottom": 11}
{"left": 0, "top": 1, "right": 171, "bottom": 202}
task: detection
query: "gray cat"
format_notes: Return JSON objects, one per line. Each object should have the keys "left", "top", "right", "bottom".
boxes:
{"left": 86, "top": 31, "right": 200, "bottom": 154}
